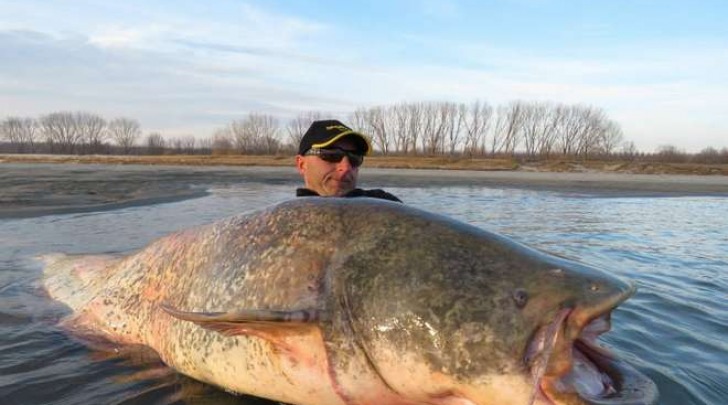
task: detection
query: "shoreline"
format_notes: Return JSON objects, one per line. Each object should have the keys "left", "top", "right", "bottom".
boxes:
{"left": 1, "top": 162, "right": 727, "bottom": 220}
{"left": 2, "top": 152, "right": 728, "bottom": 175}
{"left": 364, "top": 167, "right": 728, "bottom": 195}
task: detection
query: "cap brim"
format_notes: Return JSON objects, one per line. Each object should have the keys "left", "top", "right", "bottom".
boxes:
{"left": 310, "top": 131, "right": 371, "bottom": 155}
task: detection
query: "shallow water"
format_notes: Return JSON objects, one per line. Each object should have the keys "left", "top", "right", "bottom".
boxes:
{"left": 1, "top": 182, "right": 726, "bottom": 404}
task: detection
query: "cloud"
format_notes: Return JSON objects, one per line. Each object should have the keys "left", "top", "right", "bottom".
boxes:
{"left": 0, "top": 24, "right": 362, "bottom": 133}
{"left": 84, "top": 2, "right": 325, "bottom": 52}
{"left": 1, "top": 1, "right": 726, "bottom": 151}
{"left": 88, "top": 24, "right": 171, "bottom": 49}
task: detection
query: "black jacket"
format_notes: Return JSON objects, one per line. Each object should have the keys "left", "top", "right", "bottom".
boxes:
{"left": 296, "top": 188, "right": 402, "bottom": 203}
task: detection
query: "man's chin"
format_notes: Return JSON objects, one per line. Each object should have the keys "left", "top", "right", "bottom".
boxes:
{"left": 326, "top": 182, "right": 354, "bottom": 196}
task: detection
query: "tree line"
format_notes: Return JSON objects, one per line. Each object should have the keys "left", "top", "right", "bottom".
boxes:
{"left": 2, "top": 102, "right": 727, "bottom": 163}
{"left": 0, "top": 112, "right": 211, "bottom": 156}
{"left": 349, "top": 101, "right": 626, "bottom": 159}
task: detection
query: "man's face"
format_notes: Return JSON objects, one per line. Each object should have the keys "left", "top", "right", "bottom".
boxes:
{"left": 296, "top": 139, "right": 362, "bottom": 196}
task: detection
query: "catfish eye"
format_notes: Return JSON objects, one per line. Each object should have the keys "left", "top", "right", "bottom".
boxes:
{"left": 512, "top": 288, "right": 529, "bottom": 308}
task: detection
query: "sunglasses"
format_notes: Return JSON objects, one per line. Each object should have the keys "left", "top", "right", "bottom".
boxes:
{"left": 305, "top": 148, "right": 364, "bottom": 168}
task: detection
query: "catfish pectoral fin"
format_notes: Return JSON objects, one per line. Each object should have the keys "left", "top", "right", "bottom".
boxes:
{"left": 160, "top": 303, "right": 326, "bottom": 351}
{"left": 160, "top": 303, "right": 326, "bottom": 323}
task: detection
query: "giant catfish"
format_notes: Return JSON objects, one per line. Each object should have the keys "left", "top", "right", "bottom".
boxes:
{"left": 42, "top": 198, "right": 657, "bottom": 405}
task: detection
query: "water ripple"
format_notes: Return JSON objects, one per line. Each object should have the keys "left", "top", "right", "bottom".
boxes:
{"left": 1, "top": 185, "right": 726, "bottom": 404}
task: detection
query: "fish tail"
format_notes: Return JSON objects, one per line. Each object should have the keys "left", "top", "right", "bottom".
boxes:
{"left": 41, "top": 253, "right": 120, "bottom": 311}
{"left": 37, "top": 253, "right": 69, "bottom": 267}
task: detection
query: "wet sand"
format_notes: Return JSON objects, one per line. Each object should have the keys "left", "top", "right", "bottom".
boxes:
{"left": 2, "top": 162, "right": 727, "bottom": 219}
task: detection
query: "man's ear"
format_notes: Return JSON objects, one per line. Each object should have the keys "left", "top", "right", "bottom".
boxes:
{"left": 295, "top": 155, "right": 306, "bottom": 175}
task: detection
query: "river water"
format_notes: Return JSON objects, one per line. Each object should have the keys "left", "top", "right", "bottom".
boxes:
{"left": 1, "top": 178, "right": 726, "bottom": 404}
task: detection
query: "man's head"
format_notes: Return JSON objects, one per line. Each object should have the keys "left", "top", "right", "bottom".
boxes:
{"left": 296, "top": 120, "right": 371, "bottom": 197}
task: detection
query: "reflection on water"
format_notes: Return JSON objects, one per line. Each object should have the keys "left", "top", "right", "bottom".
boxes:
{"left": 1, "top": 184, "right": 726, "bottom": 404}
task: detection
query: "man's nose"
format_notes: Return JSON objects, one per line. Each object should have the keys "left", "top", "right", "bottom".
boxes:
{"left": 336, "top": 156, "right": 354, "bottom": 170}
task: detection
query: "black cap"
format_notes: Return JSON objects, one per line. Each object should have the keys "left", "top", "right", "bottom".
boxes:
{"left": 298, "top": 120, "right": 371, "bottom": 155}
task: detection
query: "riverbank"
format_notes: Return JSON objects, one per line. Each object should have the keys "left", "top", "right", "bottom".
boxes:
{"left": 2, "top": 153, "right": 728, "bottom": 175}
{"left": 1, "top": 160, "right": 727, "bottom": 219}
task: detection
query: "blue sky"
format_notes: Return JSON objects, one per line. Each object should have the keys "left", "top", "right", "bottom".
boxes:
{"left": 1, "top": 0, "right": 726, "bottom": 152}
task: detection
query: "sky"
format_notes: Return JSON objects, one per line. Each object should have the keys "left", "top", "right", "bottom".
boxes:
{"left": 1, "top": 0, "right": 726, "bottom": 153}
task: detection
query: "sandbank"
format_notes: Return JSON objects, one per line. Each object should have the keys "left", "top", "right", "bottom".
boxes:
{"left": 1, "top": 162, "right": 726, "bottom": 219}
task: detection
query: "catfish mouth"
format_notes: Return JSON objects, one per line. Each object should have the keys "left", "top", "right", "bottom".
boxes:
{"left": 526, "top": 311, "right": 658, "bottom": 405}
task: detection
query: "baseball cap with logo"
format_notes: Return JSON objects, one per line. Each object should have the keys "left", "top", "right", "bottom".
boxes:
{"left": 297, "top": 120, "right": 371, "bottom": 156}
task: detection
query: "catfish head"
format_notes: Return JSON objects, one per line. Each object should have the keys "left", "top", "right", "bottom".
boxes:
{"left": 320, "top": 200, "right": 658, "bottom": 405}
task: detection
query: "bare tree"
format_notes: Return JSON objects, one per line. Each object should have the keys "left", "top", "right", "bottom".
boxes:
{"left": 252, "top": 113, "right": 281, "bottom": 154}
{"left": 169, "top": 137, "right": 184, "bottom": 154}
{"left": 0, "top": 118, "right": 19, "bottom": 149}
{"left": 697, "top": 147, "right": 728, "bottom": 164}
{"left": 620, "top": 141, "right": 638, "bottom": 160}
{"left": 76, "top": 112, "right": 107, "bottom": 154}
{"left": 462, "top": 101, "right": 492, "bottom": 157}
{"left": 286, "top": 111, "right": 325, "bottom": 151}
{"left": 420, "top": 102, "right": 449, "bottom": 155}
{"left": 230, "top": 121, "right": 249, "bottom": 153}
{"left": 108, "top": 117, "right": 141, "bottom": 154}
{"left": 444, "top": 102, "right": 466, "bottom": 156}
{"left": 348, "top": 108, "right": 369, "bottom": 136}
{"left": 551, "top": 104, "right": 604, "bottom": 159}
{"left": 520, "top": 102, "right": 558, "bottom": 159}
{"left": 1, "top": 117, "right": 38, "bottom": 153}
{"left": 574, "top": 107, "right": 607, "bottom": 159}
{"left": 538, "top": 105, "right": 568, "bottom": 158}
{"left": 555, "top": 105, "right": 584, "bottom": 156}
{"left": 40, "top": 111, "right": 81, "bottom": 154}
{"left": 211, "top": 129, "right": 234, "bottom": 155}
{"left": 491, "top": 102, "right": 524, "bottom": 156}
{"left": 181, "top": 136, "right": 197, "bottom": 154}
{"left": 166, "top": 136, "right": 196, "bottom": 154}
{"left": 390, "top": 103, "right": 410, "bottom": 154}
{"left": 368, "top": 106, "right": 393, "bottom": 155}
{"left": 4, "top": 100, "right": 635, "bottom": 159}
{"left": 230, "top": 113, "right": 280, "bottom": 154}
{"left": 655, "top": 144, "right": 687, "bottom": 163}
{"left": 405, "top": 103, "right": 423, "bottom": 155}
{"left": 597, "top": 120, "right": 623, "bottom": 156}
{"left": 164, "top": 138, "right": 184, "bottom": 155}
{"left": 146, "top": 132, "right": 166, "bottom": 155}
{"left": 197, "top": 137, "right": 213, "bottom": 154}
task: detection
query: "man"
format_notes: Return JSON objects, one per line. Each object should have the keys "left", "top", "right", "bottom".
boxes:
{"left": 296, "top": 120, "right": 402, "bottom": 202}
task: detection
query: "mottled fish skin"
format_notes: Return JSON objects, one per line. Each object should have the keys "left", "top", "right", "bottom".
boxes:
{"left": 42, "top": 198, "right": 652, "bottom": 405}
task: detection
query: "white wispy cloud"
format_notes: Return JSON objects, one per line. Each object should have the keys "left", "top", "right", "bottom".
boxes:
{"left": 88, "top": 24, "right": 171, "bottom": 49}
{"left": 1, "top": 1, "right": 726, "bottom": 151}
